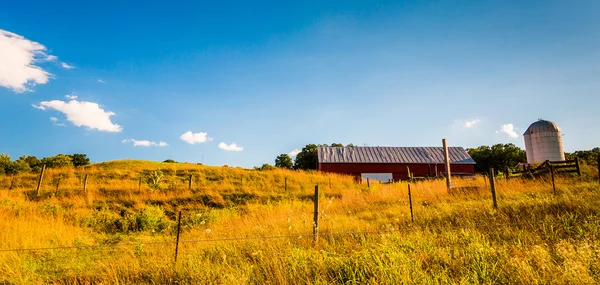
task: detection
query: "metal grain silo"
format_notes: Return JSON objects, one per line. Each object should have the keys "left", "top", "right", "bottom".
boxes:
{"left": 523, "top": 120, "right": 565, "bottom": 163}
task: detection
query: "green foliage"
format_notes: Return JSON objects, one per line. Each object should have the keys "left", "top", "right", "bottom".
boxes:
{"left": 40, "top": 154, "right": 73, "bottom": 168}
{"left": 274, "top": 154, "right": 293, "bottom": 169}
{"left": 566, "top": 147, "right": 600, "bottom": 165}
{"left": 0, "top": 154, "right": 10, "bottom": 175}
{"left": 467, "top": 144, "right": 526, "bottom": 173}
{"left": 293, "top": 144, "right": 318, "bottom": 170}
{"left": 145, "top": 169, "right": 164, "bottom": 190}
{"left": 163, "top": 159, "right": 176, "bottom": 163}
{"left": 255, "top": 163, "right": 276, "bottom": 171}
{"left": 69, "top": 153, "right": 91, "bottom": 167}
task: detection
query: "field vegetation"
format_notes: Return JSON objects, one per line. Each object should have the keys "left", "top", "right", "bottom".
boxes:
{"left": 0, "top": 160, "right": 599, "bottom": 284}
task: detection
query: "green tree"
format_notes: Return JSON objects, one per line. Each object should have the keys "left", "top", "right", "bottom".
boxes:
{"left": 467, "top": 143, "right": 526, "bottom": 173}
{"left": 0, "top": 154, "right": 11, "bottom": 175}
{"left": 293, "top": 144, "right": 319, "bottom": 170}
{"left": 566, "top": 148, "right": 600, "bottom": 165}
{"left": 330, "top": 143, "right": 344, "bottom": 147}
{"left": 19, "top": 155, "right": 40, "bottom": 169}
{"left": 275, "top": 154, "right": 293, "bottom": 169}
{"left": 255, "top": 163, "right": 276, "bottom": 171}
{"left": 69, "top": 154, "right": 91, "bottom": 167}
{"left": 40, "top": 154, "right": 73, "bottom": 168}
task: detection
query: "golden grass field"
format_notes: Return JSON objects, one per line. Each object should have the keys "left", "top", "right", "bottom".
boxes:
{"left": 0, "top": 160, "right": 599, "bottom": 284}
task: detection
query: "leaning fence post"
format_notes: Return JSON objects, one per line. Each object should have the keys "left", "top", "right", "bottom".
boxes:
{"left": 188, "top": 175, "right": 193, "bottom": 190}
{"left": 174, "top": 211, "right": 182, "bottom": 264}
{"left": 9, "top": 174, "right": 15, "bottom": 190}
{"left": 36, "top": 164, "right": 46, "bottom": 196}
{"left": 313, "top": 185, "right": 319, "bottom": 244}
{"left": 138, "top": 175, "right": 142, "bottom": 191}
{"left": 551, "top": 165, "right": 556, "bottom": 195}
{"left": 367, "top": 177, "right": 370, "bottom": 188}
{"left": 83, "top": 174, "right": 89, "bottom": 192}
{"left": 408, "top": 184, "right": 414, "bottom": 223}
{"left": 284, "top": 177, "right": 287, "bottom": 191}
{"left": 575, "top": 157, "right": 581, "bottom": 177}
{"left": 489, "top": 168, "right": 497, "bottom": 209}
{"left": 56, "top": 177, "right": 61, "bottom": 193}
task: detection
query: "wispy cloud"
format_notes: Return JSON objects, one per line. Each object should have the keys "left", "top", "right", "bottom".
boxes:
{"left": 179, "top": 131, "right": 212, "bottom": 144}
{"left": 65, "top": 94, "right": 78, "bottom": 100}
{"left": 288, "top": 149, "right": 301, "bottom": 156}
{"left": 61, "top": 62, "right": 75, "bottom": 69}
{"left": 97, "top": 79, "right": 105, "bottom": 83}
{"left": 497, "top": 124, "right": 519, "bottom": 138}
{"left": 464, "top": 119, "right": 480, "bottom": 128}
{"left": 122, "top": 139, "right": 168, "bottom": 147}
{"left": 219, "top": 142, "right": 243, "bottom": 152}
{"left": 33, "top": 98, "right": 122, "bottom": 132}
{"left": 0, "top": 29, "right": 54, "bottom": 93}
{"left": 49, "top": 116, "right": 66, "bottom": 127}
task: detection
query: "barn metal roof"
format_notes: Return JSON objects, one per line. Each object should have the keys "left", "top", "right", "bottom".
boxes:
{"left": 318, "top": 146, "right": 476, "bottom": 164}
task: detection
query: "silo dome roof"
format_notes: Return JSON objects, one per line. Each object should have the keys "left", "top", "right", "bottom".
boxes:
{"left": 523, "top": 119, "right": 560, "bottom": 135}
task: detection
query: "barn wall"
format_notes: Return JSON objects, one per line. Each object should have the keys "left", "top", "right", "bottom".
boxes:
{"left": 319, "top": 163, "right": 475, "bottom": 181}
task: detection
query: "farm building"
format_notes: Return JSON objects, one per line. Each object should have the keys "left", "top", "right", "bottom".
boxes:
{"left": 318, "top": 146, "right": 476, "bottom": 181}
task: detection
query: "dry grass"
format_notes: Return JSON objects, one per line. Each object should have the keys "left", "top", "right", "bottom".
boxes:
{"left": 0, "top": 160, "right": 599, "bottom": 284}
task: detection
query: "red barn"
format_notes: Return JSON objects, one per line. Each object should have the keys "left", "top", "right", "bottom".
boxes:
{"left": 318, "top": 146, "right": 476, "bottom": 181}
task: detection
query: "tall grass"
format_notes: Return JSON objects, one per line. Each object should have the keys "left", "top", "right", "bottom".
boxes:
{"left": 0, "top": 160, "right": 599, "bottom": 284}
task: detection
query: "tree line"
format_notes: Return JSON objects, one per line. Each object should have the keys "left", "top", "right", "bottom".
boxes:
{"left": 0, "top": 153, "right": 91, "bottom": 175}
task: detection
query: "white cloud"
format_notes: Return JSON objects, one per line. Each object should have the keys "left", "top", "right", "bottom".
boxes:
{"left": 464, "top": 119, "right": 480, "bottom": 128}
{"left": 288, "top": 149, "right": 301, "bottom": 156}
{"left": 97, "top": 79, "right": 105, "bottom": 83}
{"left": 122, "top": 139, "right": 168, "bottom": 147}
{"left": 0, "top": 29, "right": 54, "bottom": 93}
{"left": 33, "top": 99, "right": 122, "bottom": 132}
{"left": 497, "top": 124, "right": 519, "bottom": 138}
{"left": 65, "top": 94, "right": 78, "bottom": 100}
{"left": 219, "top": 142, "right": 243, "bottom": 152}
{"left": 49, "top": 116, "right": 58, "bottom": 123}
{"left": 49, "top": 116, "right": 66, "bottom": 127}
{"left": 61, "top": 62, "right": 75, "bottom": 69}
{"left": 179, "top": 131, "right": 212, "bottom": 144}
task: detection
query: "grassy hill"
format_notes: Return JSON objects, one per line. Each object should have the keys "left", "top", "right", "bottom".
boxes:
{"left": 0, "top": 160, "right": 599, "bottom": 284}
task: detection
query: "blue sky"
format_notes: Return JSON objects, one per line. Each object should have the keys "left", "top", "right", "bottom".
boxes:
{"left": 1, "top": 0, "right": 599, "bottom": 167}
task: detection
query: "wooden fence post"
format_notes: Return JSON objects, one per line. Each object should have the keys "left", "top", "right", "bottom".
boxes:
{"left": 188, "top": 175, "right": 193, "bottom": 190}
{"left": 408, "top": 184, "right": 414, "bottom": 223}
{"left": 138, "top": 175, "right": 142, "bottom": 191}
{"left": 56, "top": 177, "right": 61, "bottom": 193}
{"left": 284, "top": 177, "right": 287, "bottom": 191}
{"left": 9, "top": 174, "right": 15, "bottom": 190}
{"left": 504, "top": 166, "right": 510, "bottom": 180}
{"left": 36, "top": 165, "right": 46, "bottom": 196}
{"left": 313, "top": 185, "right": 319, "bottom": 244}
{"left": 329, "top": 177, "right": 331, "bottom": 190}
{"left": 442, "top": 138, "right": 452, "bottom": 190}
{"left": 489, "top": 168, "right": 497, "bottom": 209}
{"left": 174, "top": 211, "right": 182, "bottom": 264}
{"left": 83, "top": 174, "right": 89, "bottom": 192}
{"left": 575, "top": 157, "right": 581, "bottom": 177}
{"left": 551, "top": 165, "right": 556, "bottom": 195}
{"left": 367, "top": 177, "right": 370, "bottom": 188}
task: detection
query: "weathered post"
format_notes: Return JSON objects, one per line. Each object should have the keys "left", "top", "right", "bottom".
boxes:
{"left": 284, "top": 177, "right": 287, "bottom": 191}
{"left": 138, "top": 175, "right": 142, "bottom": 191}
{"left": 367, "top": 177, "right": 370, "bottom": 188}
{"left": 504, "top": 166, "right": 510, "bottom": 180}
{"left": 313, "top": 185, "right": 319, "bottom": 244}
{"left": 36, "top": 164, "right": 46, "bottom": 196}
{"left": 9, "top": 174, "right": 15, "bottom": 190}
{"left": 56, "top": 177, "right": 61, "bottom": 193}
{"left": 575, "top": 157, "right": 581, "bottom": 177}
{"left": 408, "top": 184, "right": 414, "bottom": 223}
{"left": 489, "top": 168, "right": 497, "bottom": 209}
{"left": 443, "top": 138, "right": 452, "bottom": 190}
{"left": 551, "top": 165, "right": 556, "bottom": 195}
{"left": 83, "top": 174, "right": 89, "bottom": 192}
{"left": 188, "top": 175, "right": 193, "bottom": 190}
{"left": 174, "top": 211, "right": 182, "bottom": 264}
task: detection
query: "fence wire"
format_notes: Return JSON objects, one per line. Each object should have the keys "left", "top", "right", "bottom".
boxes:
{"left": 0, "top": 221, "right": 578, "bottom": 253}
